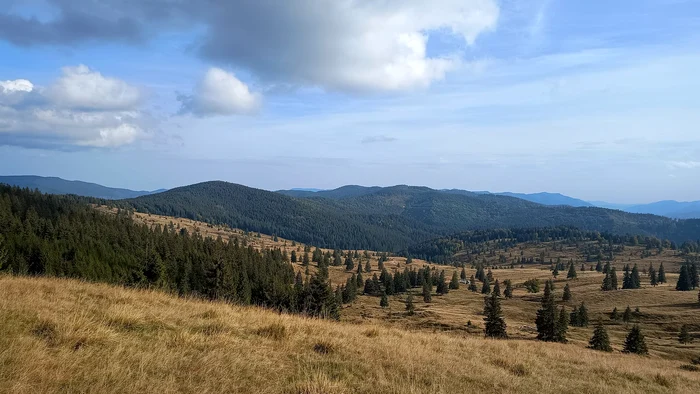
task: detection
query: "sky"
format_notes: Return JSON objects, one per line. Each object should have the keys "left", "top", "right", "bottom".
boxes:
{"left": 0, "top": 0, "right": 699, "bottom": 203}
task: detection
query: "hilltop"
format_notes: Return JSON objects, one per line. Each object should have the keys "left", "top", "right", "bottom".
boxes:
{"left": 123, "top": 181, "right": 700, "bottom": 250}
{"left": 0, "top": 175, "right": 162, "bottom": 200}
{"left": 1, "top": 275, "right": 699, "bottom": 394}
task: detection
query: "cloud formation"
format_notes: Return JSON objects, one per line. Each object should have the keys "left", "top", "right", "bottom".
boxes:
{"left": 178, "top": 68, "right": 261, "bottom": 116}
{"left": 0, "top": 0, "right": 499, "bottom": 93}
{"left": 0, "top": 66, "right": 146, "bottom": 149}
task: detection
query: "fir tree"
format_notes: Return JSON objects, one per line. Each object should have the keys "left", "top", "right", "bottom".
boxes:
{"left": 357, "top": 262, "right": 363, "bottom": 274}
{"left": 577, "top": 302, "right": 589, "bottom": 327}
{"left": 380, "top": 291, "right": 389, "bottom": 308}
{"left": 658, "top": 263, "right": 666, "bottom": 283}
{"left": 690, "top": 262, "right": 699, "bottom": 289}
{"left": 677, "top": 264, "right": 693, "bottom": 291}
{"left": 302, "top": 252, "right": 310, "bottom": 267}
{"left": 567, "top": 262, "right": 577, "bottom": 279}
{"left": 308, "top": 263, "right": 339, "bottom": 319}
{"left": 468, "top": 275, "right": 478, "bottom": 292}
{"left": 595, "top": 261, "right": 602, "bottom": 272}
{"left": 649, "top": 265, "right": 657, "bottom": 287}
{"left": 631, "top": 264, "right": 641, "bottom": 289}
{"left": 535, "top": 280, "right": 558, "bottom": 342}
{"left": 503, "top": 280, "right": 513, "bottom": 299}
{"left": 552, "top": 267, "right": 559, "bottom": 278}
{"left": 405, "top": 294, "right": 415, "bottom": 315}
{"left": 481, "top": 276, "right": 491, "bottom": 295}
{"left": 623, "top": 325, "right": 648, "bottom": 355}
{"left": 610, "top": 267, "right": 619, "bottom": 290}
{"left": 679, "top": 324, "right": 692, "bottom": 344}
{"left": 436, "top": 270, "right": 448, "bottom": 295}
{"left": 345, "top": 255, "right": 354, "bottom": 271}
{"left": 562, "top": 283, "right": 572, "bottom": 302}
{"left": 460, "top": 267, "right": 467, "bottom": 281}
{"left": 589, "top": 319, "right": 612, "bottom": 352}
{"left": 492, "top": 280, "right": 501, "bottom": 298}
{"left": 365, "top": 260, "right": 371, "bottom": 273}
{"left": 290, "top": 250, "right": 297, "bottom": 263}
{"left": 449, "top": 271, "right": 460, "bottom": 290}
{"left": 483, "top": 292, "right": 507, "bottom": 339}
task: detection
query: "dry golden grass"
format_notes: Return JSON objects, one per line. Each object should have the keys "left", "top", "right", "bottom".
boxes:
{"left": 1, "top": 275, "right": 699, "bottom": 394}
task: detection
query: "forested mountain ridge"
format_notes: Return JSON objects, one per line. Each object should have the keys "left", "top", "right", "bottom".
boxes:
{"left": 0, "top": 175, "right": 161, "bottom": 199}
{"left": 122, "top": 181, "right": 700, "bottom": 250}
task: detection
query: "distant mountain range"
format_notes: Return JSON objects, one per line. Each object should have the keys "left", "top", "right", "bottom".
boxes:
{"left": 0, "top": 175, "right": 164, "bottom": 200}
{"left": 278, "top": 187, "right": 700, "bottom": 219}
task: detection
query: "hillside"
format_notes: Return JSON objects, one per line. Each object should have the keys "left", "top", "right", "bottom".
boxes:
{"left": 124, "top": 181, "right": 700, "bottom": 250}
{"left": 626, "top": 201, "right": 700, "bottom": 220}
{"left": 2, "top": 275, "right": 699, "bottom": 394}
{"left": 0, "top": 175, "right": 160, "bottom": 199}
{"left": 496, "top": 191, "right": 593, "bottom": 207}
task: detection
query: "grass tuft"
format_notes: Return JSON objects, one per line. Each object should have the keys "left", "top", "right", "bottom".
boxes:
{"left": 255, "top": 323, "right": 287, "bottom": 340}
{"left": 313, "top": 341, "right": 336, "bottom": 355}
{"left": 31, "top": 319, "right": 59, "bottom": 346}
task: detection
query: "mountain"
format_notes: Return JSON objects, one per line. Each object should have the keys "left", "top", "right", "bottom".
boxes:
{"left": 0, "top": 175, "right": 161, "bottom": 200}
{"left": 496, "top": 192, "right": 593, "bottom": 207}
{"left": 625, "top": 200, "right": 700, "bottom": 219}
{"left": 277, "top": 185, "right": 382, "bottom": 199}
{"left": 123, "top": 181, "right": 700, "bottom": 250}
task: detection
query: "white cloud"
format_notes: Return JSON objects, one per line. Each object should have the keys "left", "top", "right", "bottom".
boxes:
{"left": 178, "top": 68, "right": 261, "bottom": 116}
{"left": 0, "top": 67, "right": 147, "bottom": 149}
{"left": 45, "top": 65, "right": 142, "bottom": 110}
{"left": 667, "top": 161, "right": 700, "bottom": 169}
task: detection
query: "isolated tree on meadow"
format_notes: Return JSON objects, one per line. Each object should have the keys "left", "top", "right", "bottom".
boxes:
{"left": 589, "top": 319, "right": 612, "bottom": 352}
{"left": 481, "top": 276, "right": 491, "bottom": 295}
{"left": 460, "top": 267, "right": 467, "bottom": 281}
{"left": 577, "top": 302, "right": 589, "bottom": 327}
{"left": 679, "top": 325, "right": 692, "bottom": 344}
{"left": 422, "top": 281, "right": 432, "bottom": 303}
{"left": 676, "top": 265, "right": 692, "bottom": 291}
{"left": 468, "top": 275, "right": 478, "bottom": 292}
{"left": 567, "top": 262, "right": 577, "bottom": 279}
{"left": 405, "top": 294, "right": 415, "bottom": 315}
{"left": 449, "top": 271, "right": 460, "bottom": 290}
{"left": 492, "top": 280, "right": 501, "bottom": 298}
{"left": 623, "top": 325, "right": 648, "bottom": 355}
{"left": 365, "top": 260, "right": 371, "bottom": 273}
{"left": 649, "top": 265, "right": 657, "bottom": 287}
{"left": 610, "top": 307, "right": 619, "bottom": 321}
{"left": 658, "top": 263, "right": 667, "bottom": 283}
{"left": 380, "top": 291, "right": 389, "bottom": 308}
{"left": 555, "top": 306, "right": 569, "bottom": 343}
{"left": 562, "top": 283, "right": 572, "bottom": 302}
{"left": 622, "top": 306, "right": 632, "bottom": 323}
{"left": 483, "top": 292, "right": 507, "bottom": 339}
{"left": 503, "top": 280, "right": 513, "bottom": 299}
{"left": 535, "top": 280, "right": 558, "bottom": 342}
{"left": 345, "top": 255, "right": 354, "bottom": 271}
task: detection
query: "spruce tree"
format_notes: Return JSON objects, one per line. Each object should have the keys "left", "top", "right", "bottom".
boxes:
{"left": 483, "top": 292, "right": 507, "bottom": 339}
{"left": 622, "top": 264, "right": 632, "bottom": 289}
{"left": 569, "top": 305, "right": 579, "bottom": 327}
{"left": 552, "top": 267, "right": 559, "bottom": 278}
{"left": 460, "top": 267, "right": 467, "bottom": 281}
{"left": 589, "top": 319, "right": 612, "bottom": 352}
{"left": 492, "top": 280, "right": 501, "bottom": 297}
{"left": 658, "top": 263, "right": 666, "bottom": 283}
{"left": 365, "top": 260, "right": 371, "bottom": 273}
{"left": 649, "top": 266, "right": 657, "bottom": 287}
{"left": 679, "top": 325, "right": 692, "bottom": 344}
{"left": 595, "top": 261, "right": 602, "bottom": 272}
{"left": 623, "top": 325, "right": 648, "bottom": 355}
{"left": 308, "top": 263, "right": 339, "bottom": 319}
{"left": 468, "top": 275, "right": 478, "bottom": 292}
{"left": 622, "top": 305, "right": 632, "bottom": 323}
{"left": 345, "top": 255, "right": 354, "bottom": 271}
{"left": 577, "top": 302, "right": 589, "bottom": 327}
{"left": 535, "top": 280, "right": 557, "bottom": 342}
{"left": 481, "top": 276, "right": 491, "bottom": 295}
{"left": 555, "top": 306, "right": 569, "bottom": 343}
{"left": 677, "top": 264, "right": 692, "bottom": 291}
{"left": 562, "top": 283, "right": 572, "bottom": 301}
{"left": 610, "top": 267, "right": 619, "bottom": 290}
{"left": 422, "top": 281, "right": 432, "bottom": 303}
{"left": 690, "top": 262, "right": 699, "bottom": 289}
{"left": 380, "top": 291, "right": 389, "bottom": 308}
{"left": 503, "top": 280, "right": 513, "bottom": 299}
{"left": 610, "top": 307, "right": 619, "bottom": 321}
{"left": 405, "top": 294, "right": 415, "bottom": 315}
{"left": 567, "top": 262, "right": 577, "bottom": 279}
{"left": 631, "top": 264, "right": 641, "bottom": 289}
{"left": 449, "top": 271, "right": 460, "bottom": 290}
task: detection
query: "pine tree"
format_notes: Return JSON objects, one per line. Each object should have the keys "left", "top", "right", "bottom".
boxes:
{"left": 562, "top": 283, "right": 572, "bottom": 301}
{"left": 302, "top": 252, "right": 310, "bottom": 267}
{"left": 535, "top": 280, "right": 558, "bottom": 342}
{"left": 610, "top": 267, "right": 618, "bottom": 290}
{"left": 503, "top": 280, "right": 513, "bottom": 299}
{"left": 405, "top": 294, "right": 415, "bottom": 315}
{"left": 595, "top": 261, "right": 602, "bottom": 272}
{"left": 623, "top": 325, "right": 648, "bottom": 355}
{"left": 449, "top": 271, "right": 460, "bottom": 290}
{"left": 555, "top": 306, "right": 569, "bottom": 343}
{"left": 357, "top": 262, "right": 363, "bottom": 274}
{"left": 631, "top": 264, "right": 641, "bottom": 289}
{"left": 290, "top": 250, "right": 297, "bottom": 263}
{"left": 422, "top": 281, "right": 432, "bottom": 303}
{"left": 658, "top": 263, "right": 666, "bottom": 283}
{"left": 567, "top": 262, "right": 577, "bottom": 279}
{"left": 380, "top": 291, "right": 389, "bottom": 308}
{"left": 436, "top": 270, "right": 448, "bottom": 295}
{"left": 569, "top": 305, "right": 579, "bottom": 327}
{"left": 622, "top": 264, "right": 632, "bottom": 289}
{"left": 308, "top": 263, "right": 339, "bottom": 320}
{"left": 622, "top": 305, "right": 632, "bottom": 323}
{"left": 492, "top": 280, "right": 501, "bottom": 297}
{"left": 345, "top": 255, "right": 354, "bottom": 271}
{"left": 481, "top": 276, "right": 491, "bottom": 295}
{"left": 679, "top": 324, "right": 692, "bottom": 344}
{"left": 649, "top": 265, "right": 657, "bottom": 287}
{"left": 483, "top": 292, "right": 507, "bottom": 339}
{"left": 365, "top": 260, "right": 371, "bottom": 273}
{"left": 460, "top": 267, "right": 467, "bottom": 281}
{"left": 589, "top": 319, "right": 612, "bottom": 352}
{"left": 690, "top": 262, "right": 699, "bottom": 289}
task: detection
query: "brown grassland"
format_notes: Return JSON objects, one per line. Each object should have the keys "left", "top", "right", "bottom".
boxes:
{"left": 1, "top": 275, "right": 699, "bottom": 394}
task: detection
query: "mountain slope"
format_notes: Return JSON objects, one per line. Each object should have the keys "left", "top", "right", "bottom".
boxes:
{"left": 2, "top": 276, "right": 698, "bottom": 394}
{"left": 497, "top": 191, "right": 593, "bottom": 207}
{"left": 124, "top": 181, "right": 700, "bottom": 250}
{"left": 625, "top": 200, "right": 700, "bottom": 219}
{"left": 0, "top": 175, "right": 159, "bottom": 199}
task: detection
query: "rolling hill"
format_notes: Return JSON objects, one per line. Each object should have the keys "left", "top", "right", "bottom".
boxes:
{"left": 123, "top": 181, "right": 700, "bottom": 250}
{"left": 0, "top": 175, "right": 162, "bottom": 200}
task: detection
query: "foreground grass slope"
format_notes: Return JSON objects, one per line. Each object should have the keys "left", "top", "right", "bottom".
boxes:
{"left": 1, "top": 276, "right": 699, "bottom": 394}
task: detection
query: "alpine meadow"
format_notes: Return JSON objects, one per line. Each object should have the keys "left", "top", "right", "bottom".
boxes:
{"left": 1, "top": 1, "right": 700, "bottom": 393}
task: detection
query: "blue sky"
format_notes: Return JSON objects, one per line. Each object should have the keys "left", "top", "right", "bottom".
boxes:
{"left": 0, "top": 0, "right": 699, "bottom": 203}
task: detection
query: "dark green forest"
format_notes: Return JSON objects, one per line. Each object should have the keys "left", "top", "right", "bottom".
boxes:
{"left": 0, "top": 185, "right": 337, "bottom": 318}
{"left": 120, "top": 181, "right": 700, "bottom": 251}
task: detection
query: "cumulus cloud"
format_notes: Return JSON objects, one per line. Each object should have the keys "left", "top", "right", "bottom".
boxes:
{"left": 0, "top": 0, "right": 499, "bottom": 93}
{"left": 45, "top": 65, "right": 142, "bottom": 110}
{"left": 0, "top": 67, "right": 146, "bottom": 149}
{"left": 178, "top": 68, "right": 261, "bottom": 116}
